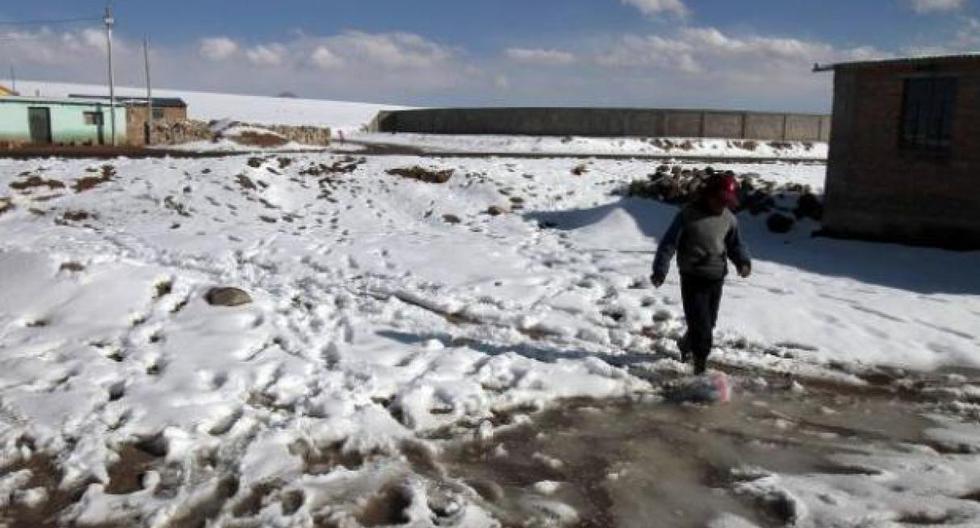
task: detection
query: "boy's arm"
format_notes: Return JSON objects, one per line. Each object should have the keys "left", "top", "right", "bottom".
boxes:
{"left": 725, "top": 217, "right": 752, "bottom": 274}
{"left": 652, "top": 212, "right": 684, "bottom": 284}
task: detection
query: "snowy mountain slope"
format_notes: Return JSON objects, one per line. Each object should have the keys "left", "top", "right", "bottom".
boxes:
{"left": 0, "top": 154, "right": 978, "bottom": 526}
{"left": 13, "top": 80, "right": 408, "bottom": 133}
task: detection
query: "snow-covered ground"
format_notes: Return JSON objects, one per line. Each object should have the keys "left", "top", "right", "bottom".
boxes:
{"left": 13, "top": 80, "right": 407, "bottom": 134}
{"left": 353, "top": 132, "right": 828, "bottom": 160}
{"left": 1, "top": 152, "right": 979, "bottom": 526}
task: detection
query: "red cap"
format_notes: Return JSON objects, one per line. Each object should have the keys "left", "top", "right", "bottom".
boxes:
{"left": 706, "top": 174, "right": 739, "bottom": 206}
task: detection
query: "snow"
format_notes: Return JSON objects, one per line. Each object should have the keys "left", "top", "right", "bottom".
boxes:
{"left": 353, "top": 132, "right": 828, "bottom": 160}
{"left": 1, "top": 152, "right": 978, "bottom": 526}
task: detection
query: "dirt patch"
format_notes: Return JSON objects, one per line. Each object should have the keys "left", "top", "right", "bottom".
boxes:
{"left": 105, "top": 444, "right": 158, "bottom": 495}
{"left": 73, "top": 165, "right": 115, "bottom": 193}
{"left": 651, "top": 138, "right": 696, "bottom": 152}
{"left": 9, "top": 176, "right": 66, "bottom": 192}
{"left": 0, "top": 453, "right": 94, "bottom": 528}
{"left": 386, "top": 166, "right": 454, "bottom": 184}
{"left": 59, "top": 261, "right": 85, "bottom": 273}
{"left": 355, "top": 484, "right": 413, "bottom": 527}
{"left": 235, "top": 174, "right": 257, "bottom": 191}
{"left": 60, "top": 210, "right": 93, "bottom": 223}
{"left": 301, "top": 156, "right": 365, "bottom": 176}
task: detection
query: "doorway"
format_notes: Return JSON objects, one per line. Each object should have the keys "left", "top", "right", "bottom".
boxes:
{"left": 28, "top": 107, "right": 52, "bottom": 144}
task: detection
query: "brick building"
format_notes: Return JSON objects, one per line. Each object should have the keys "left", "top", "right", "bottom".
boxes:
{"left": 68, "top": 95, "right": 188, "bottom": 145}
{"left": 817, "top": 54, "right": 980, "bottom": 249}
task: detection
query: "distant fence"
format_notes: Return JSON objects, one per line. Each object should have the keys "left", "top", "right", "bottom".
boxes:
{"left": 369, "top": 108, "right": 831, "bottom": 142}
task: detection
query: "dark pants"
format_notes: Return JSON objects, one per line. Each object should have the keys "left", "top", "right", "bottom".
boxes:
{"left": 680, "top": 274, "right": 724, "bottom": 375}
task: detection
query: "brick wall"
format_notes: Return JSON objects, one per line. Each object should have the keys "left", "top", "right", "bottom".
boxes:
{"left": 823, "top": 57, "right": 980, "bottom": 248}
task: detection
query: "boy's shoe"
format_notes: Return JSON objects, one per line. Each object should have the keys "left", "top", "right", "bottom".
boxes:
{"left": 676, "top": 335, "right": 692, "bottom": 364}
{"left": 693, "top": 357, "right": 707, "bottom": 376}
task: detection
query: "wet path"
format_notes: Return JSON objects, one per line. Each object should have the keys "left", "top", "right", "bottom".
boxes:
{"left": 438, "top": 371, "right": 973, "bottom": 527}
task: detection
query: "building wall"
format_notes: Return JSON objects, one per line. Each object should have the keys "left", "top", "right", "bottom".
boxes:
{"left": 370, "top": 108, "right": 831, "bottom": 142}
{"left": 0, "top": 99, "right": 127, "bottom": 146}
{"left": 126, "top": 106, "right": 188, "bottom": 145}
{"left": 823, "top": 58, "right": 980, "bottom": 248}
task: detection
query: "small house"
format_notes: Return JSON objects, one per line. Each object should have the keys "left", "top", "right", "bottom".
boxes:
{"left": 0, "top": 96, "right": 127, "bottom": 147}
{"left": 817, "top": 54, "right": 980, "bottom": 249}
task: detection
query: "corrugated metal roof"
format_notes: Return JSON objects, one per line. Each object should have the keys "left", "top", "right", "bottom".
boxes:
{"left": 814, "top": 52, "right": 980, "bottom": 72}
{"left": 0, "top": 95, "right": 126, "bottom": 107}
{"left": 68, "top": 94, "right": 188, "bottom": 108}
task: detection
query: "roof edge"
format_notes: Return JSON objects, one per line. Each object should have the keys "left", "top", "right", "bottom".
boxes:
{"left": 813, "top": 53, "right": 980, "bottom": 72}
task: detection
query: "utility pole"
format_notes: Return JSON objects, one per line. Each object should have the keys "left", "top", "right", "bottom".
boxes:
{"left": 9, "top": 65, "right": 16, "bottom": 94}
{"left": 144, "top": 37, "right": 153, "bottom": 145}
{"left": 104, "top": 4, "right": 116, "bottom": 146}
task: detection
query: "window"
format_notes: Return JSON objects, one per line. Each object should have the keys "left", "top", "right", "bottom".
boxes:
{"left": 83, "top": 111, "right": 103, "bottom": 126}
{"left": 900, "top": 77, "right": 957, "bottom": 154}
{"left": 152, "top": 108, "right": 165, "bottom": 120}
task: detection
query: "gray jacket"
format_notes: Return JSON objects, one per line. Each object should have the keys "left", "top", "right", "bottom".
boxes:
{"left": 653, "top": 204, "right": 751, "bottom": 281}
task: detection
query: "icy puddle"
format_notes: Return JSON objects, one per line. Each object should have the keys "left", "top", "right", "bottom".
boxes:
{"left": 438, "top": 377, "right": 974, "bottom": 527}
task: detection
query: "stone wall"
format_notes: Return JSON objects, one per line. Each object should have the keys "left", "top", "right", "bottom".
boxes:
{"left": 370, "top": 108, "right": 831, "bottom": 142}
{"left": 147, "top": 120, "right": 331, "bottom": 147}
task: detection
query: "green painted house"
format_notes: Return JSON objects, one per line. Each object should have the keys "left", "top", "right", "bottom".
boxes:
{"left": 0, "top": 96, "right": 127, "bottom": 146}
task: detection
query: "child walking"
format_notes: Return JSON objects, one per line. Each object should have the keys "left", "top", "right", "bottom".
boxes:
{"left": 651, "top": 174, "right": 752, "bottom": 375}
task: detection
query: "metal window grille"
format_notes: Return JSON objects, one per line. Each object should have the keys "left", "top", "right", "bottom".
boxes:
{"left": 900, "top": 77, "right": 957, "bottom": 154}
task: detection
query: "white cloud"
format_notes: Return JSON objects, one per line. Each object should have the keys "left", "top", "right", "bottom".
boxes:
{"left": 245, "top": 44, "right": 285, "bottom": 66}
{"left": 505, "top": 48, "right": 576, "bottom": 65}
{"left": 908, "top": 0, "right": 966, "bottom": 13}
{"left": 622, "top": 0, "right": 689, "bottom": 17}
{"left": 597, "top": 26, "right": 886, "bottom": 73}
{"left": 310, "top": 46, "right": 344, "bottom": 69}
{"left": 330, "top": 31, "right": 454, "bottom": 69}
{"left": 199, "top": 37, "right": 239, "bottom": 61}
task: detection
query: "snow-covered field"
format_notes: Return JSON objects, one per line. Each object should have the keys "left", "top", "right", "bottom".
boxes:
{"left": 1, "top": 151, "right": 979, "bottom": 527}
{"left": 352, "top": 133, "right": 828, "bottom": 160}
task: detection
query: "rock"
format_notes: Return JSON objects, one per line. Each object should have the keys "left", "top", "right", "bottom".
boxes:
{"left": 442, "top": 214, "right": 462, "bottom": 224}
{"left": 746, "top": 191, "right": 775, "bottom": 216}
{"left": 487, "top": 206, "right": 508, "bottom": 216}
{"left": 795, "top": 192, "right": 824, "bottom": 221}
{"left": 766, "top": 213, "right": 795, "bottom": 234}
{"left": 206, "top": 287, "right": 253, "bottom": 307}
{"left": 246, "top": 157, "right": 265, "bottom": 168}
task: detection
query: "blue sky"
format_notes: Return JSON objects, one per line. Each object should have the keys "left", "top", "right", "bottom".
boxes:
{"left": 1, "top": 0, "right": 977, "bottom": 110}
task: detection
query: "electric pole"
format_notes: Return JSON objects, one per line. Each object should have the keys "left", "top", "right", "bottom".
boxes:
{"left": 104, "top": 4, "right": 116, "bottom": 146}
{"left": 144, "top": 37, "right": 153, "bottom": 145}
{"left": 9, "top": 65, "right": 15, "bottom": 94}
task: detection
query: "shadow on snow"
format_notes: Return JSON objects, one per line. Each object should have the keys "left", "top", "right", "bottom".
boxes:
{"left": 525, "top": 198, "right": 980, "bottom": 295}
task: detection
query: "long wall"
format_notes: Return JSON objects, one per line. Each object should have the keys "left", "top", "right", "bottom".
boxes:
{"left": 370, "top": 108, "right": 831, "bottom": 142}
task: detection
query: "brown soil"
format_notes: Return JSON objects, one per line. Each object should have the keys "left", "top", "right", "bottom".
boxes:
{"left": 9, "top": 176, "right": 65, "bottom": 192}
{"left": 73, "top": 165, "right": 115, "bottom": 193}
{"left": 386, "top": 166, "right": 453, "bottom": 184}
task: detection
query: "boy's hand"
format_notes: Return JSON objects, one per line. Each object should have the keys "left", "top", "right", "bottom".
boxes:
{"left": 738, "top": 264, "right": 752, "bottom": 278}
{"left": 651, "top": 273, "right": 666, "bottom": 288}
